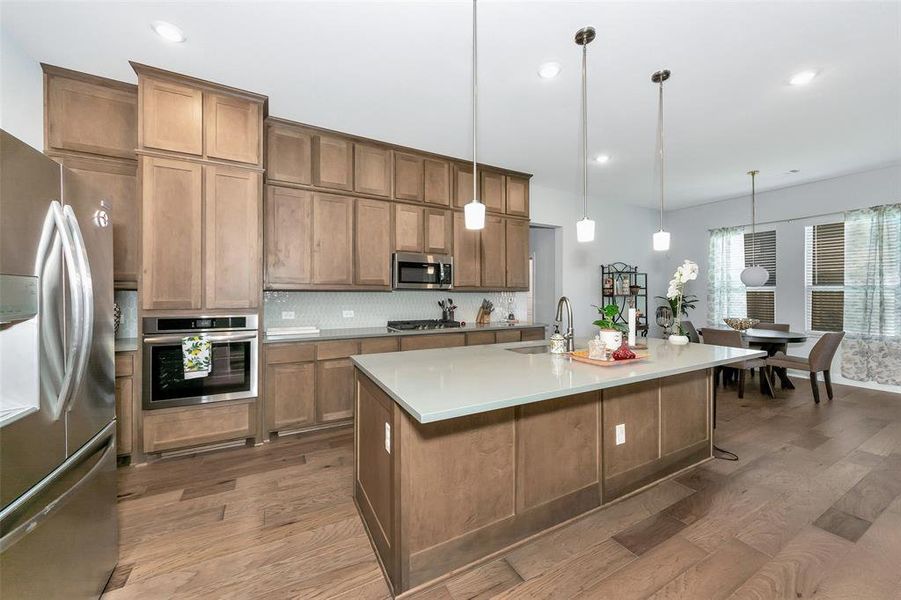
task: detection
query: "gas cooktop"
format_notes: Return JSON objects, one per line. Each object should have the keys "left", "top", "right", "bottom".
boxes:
{"left": 387, "top": 319, "right": 462, "bottom": 331}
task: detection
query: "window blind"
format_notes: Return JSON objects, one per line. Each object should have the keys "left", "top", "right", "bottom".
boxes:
{"left": 744, "top": 230, "right": 776, "bottom": 285}
{"left": 811, "top": 223, "right": 844, "bottom": 286}
{"left": 805, "top": 222, "right": 845, "bottom": 332}
{"left": 746, "top": 291, "right": 775, "bottom": 322}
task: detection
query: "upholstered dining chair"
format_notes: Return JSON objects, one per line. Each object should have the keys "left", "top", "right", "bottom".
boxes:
{"left": 755, "top": 323, "right": 790, "bottom": 331}
{"left": 681, "top": 320, "right": 701, "bottom": 343}
{"left": 766, "top": 332, "right": 845, "bottom": 403}
{"left": 701, "top": 328, "right": 773, "bottom": 398}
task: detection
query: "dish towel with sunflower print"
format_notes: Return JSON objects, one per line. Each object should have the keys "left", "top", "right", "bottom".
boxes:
{"left": 183, "top": 335, "right": 212, "bottom": 379}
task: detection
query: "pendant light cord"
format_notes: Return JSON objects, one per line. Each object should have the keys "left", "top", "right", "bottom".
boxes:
{"left": 472, "top": 0, "right": 478, "bottom": 204}
{"left": 581, "top": 41, "right": 588, "bottom": 219}
{"left": 749, "top": 170, "right": 758, "bottom": 265}
{"left": 656, "top": 78, "right": 666, "bottom": 231}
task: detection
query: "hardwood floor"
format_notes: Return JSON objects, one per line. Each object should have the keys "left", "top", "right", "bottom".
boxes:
{"left": 104, "top": 378, "right": 901, "bottom": 599}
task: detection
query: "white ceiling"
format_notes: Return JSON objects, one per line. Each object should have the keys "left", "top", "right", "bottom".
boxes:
{"left": 2, "top": 1, "right": 899, "bottom": 209}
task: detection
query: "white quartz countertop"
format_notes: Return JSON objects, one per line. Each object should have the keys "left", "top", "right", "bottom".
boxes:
{"left": 351, "top": 338, "right": 766, "bottom": 423}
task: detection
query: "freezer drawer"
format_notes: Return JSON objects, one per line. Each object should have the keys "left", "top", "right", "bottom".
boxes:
{"left": 0, "top": 423, "right": 117, "bottom": 599}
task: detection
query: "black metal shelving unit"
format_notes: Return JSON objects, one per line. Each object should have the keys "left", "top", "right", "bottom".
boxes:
{"left": 600, "top": 263, "right": 648, "bottom": 337}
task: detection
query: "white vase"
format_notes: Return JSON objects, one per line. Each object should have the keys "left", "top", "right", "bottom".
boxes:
{"left": 668, "top": 334, "right": 689, "bottom": 345}
{"left": 598, "top": 329, "right": 622, "bottom": 350}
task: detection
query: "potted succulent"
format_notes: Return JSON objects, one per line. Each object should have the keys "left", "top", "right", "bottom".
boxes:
{"left": 664, "top": 260, "right": 699, "bottom": 345}
{"left": 592, "top": 303, "right": 628, "bottom": 350}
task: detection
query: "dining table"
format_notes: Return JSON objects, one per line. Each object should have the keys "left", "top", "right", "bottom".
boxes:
{"left": 699, "top": 327, "right": 809, "bottom": 394}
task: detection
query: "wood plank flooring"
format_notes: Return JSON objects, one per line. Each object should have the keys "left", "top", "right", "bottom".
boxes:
{"left": 104, "top": 378, "right": 901, "bottom": 599}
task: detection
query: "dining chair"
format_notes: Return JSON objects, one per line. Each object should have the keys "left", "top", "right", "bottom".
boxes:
{"left": 701, "top": 328, "right": 773, "bottom": 398}
{"left": 766, "top": 332, "right": 845, "bottom": 403}
{"left": 681, "top": 320, "right": 701, "bottom": 343}
{"left": 755, "top": 323, "right": 790, "bottom": 331}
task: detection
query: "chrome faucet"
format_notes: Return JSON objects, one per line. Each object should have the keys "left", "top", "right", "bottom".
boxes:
{"left": 555, "top": 296, "right": 575, "bottom": 352}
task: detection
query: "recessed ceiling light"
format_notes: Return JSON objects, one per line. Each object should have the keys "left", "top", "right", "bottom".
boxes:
{"left": 151, "top": 21, "right": 186, "bottom": 43}
{"left": 594, "top": 154, "right": 610, "bottom": 164}
{"left": 537, "top": 62, "right": 561, "bottom": 79}
{"left": 789, "top": 70, "right": 817, "bottom": 86}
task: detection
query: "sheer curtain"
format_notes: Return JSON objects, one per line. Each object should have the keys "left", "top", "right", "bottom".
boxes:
{"left": 707, "top": 227, "right": 747, "bottom": 326}
{"left": 841, "top": 203, "right": 901, "bottom": 385}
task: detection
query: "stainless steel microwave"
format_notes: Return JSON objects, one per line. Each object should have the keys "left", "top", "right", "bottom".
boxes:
{"left": 392, "top": 252, "right": 453, "bottom": 290}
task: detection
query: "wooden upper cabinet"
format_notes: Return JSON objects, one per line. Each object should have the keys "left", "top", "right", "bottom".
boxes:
{"left": 141, "top": 156, "right": 203, "bottom": 309}
{"left": 453, "top": 163, "right": 474, "bottom": 208}
{"left": 453, "top": 211, "right": 480, "bottom": 287}
{"left": 266, "top": 123, "right": 312, "bottom": 185}
{"left": 505, "top": 218, "right": 529, "bottom": 289}
{"left": 355, "top": 199, "right": 392, "bottom": 287}
{"left": 394, "top": 152, "right": 424, "bottom": 202}
{"left": 203, "top": 165, "right": 261, "bottom": 309}
{"left": 424, "top": 208, "right": 452, "bottom": 255}
{"left": 140, "top": 77, "right": 203, "bottom": 156}
{"left": 481, "top": 215, "right": 506, "bottom": 288}
{"left": 204, "top": 93, "right": 261, "bottom": 165}
{"left": 480, "top": 171, "right": 506, "bottom": 213}
{"left": 394, "top": 204, "right": 424, "bottom": 253}
{"left": 505, "top": 176, "right": 530, "bottom": 217}
{"left": 312, "top": 193, "right": 354, "bottom": 285}
{"left": 265, "top": 186, "right": 313, "bottom": 287}
{"left": 312, "top": 134, "right": 353, "bottom": 191}
{"left": 354, "top": 144, "right": 392, "bottom": 197}
{"left": 423, "top": 158, "right": 451, "bottom": 206}
{"left": 44, "top": 68, "right": 137, "bottom": 159}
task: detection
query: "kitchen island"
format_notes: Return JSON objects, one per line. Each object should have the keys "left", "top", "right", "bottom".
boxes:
{"left": 351, "top": 338, "right": 765, "bottom": 595}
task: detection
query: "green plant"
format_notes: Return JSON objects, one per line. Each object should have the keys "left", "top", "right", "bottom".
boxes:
{"left": 655, "top": 294, "right": 697, "bottom": 319}
{"left": 592, "top": 303, "right": 627, "bottom": 333}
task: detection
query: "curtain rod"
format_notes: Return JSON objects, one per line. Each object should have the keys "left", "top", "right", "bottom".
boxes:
{"left": 707, "top": 209, "right": 845, "bottom": 232}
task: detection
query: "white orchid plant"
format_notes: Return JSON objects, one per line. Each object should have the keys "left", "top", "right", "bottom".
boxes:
{"left": 665, "top": 260, "right": 698, "bottom": 335}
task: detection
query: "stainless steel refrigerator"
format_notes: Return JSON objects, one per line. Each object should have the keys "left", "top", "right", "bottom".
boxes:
{"left": 0, "top": 130, "right": 117, "bottom": 598}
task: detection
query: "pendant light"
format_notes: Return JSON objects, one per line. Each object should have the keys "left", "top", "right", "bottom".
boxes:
{"left": 652, "top": 69, "right": 671, "bottom": 251}
{"left": 575, "top": 26, "right": 596, "bottom": 243}
{"left": 740, "top": 170, "right": 769, "bottom": 286}
{"left": 464, "top": 0, "right": 485, "bottom": 230}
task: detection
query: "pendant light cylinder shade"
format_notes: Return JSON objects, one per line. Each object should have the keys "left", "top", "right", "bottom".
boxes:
{"left": 464, "top": 200, "right": 486, "bottom": 230}
{"left": 576, "top": 217, "right": 596, "bottom": 243}
{"left": 653, "top": 230, "right": 671, "bottom": 252}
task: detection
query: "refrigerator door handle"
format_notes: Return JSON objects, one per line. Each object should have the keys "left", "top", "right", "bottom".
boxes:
{"left": 60, "top": 204, "right": 94, "bottom": 415}
{"left": 0, "top": 422, "right": 115, "bottom": 553}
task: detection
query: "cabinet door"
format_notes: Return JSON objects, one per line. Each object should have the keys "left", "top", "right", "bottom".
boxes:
{"left": 453, "top": 163, "right": 475, "bottom": 208}
{"left": 394, "top": 152, "right": 423, "bottom": 202}
{"left": 355, "top": 198, "right": 392, "bottom": 286}
{"left": 423, "top": 158, "right": 451, "bottom": 206}
{"left": 522, "top": 327, "right": 546, "bottom": 341}
{"left": 495, "top": 330, "right": 522, "bottom": 343}
{"left": 316, "top": 358, "right": 355, "bottom": 423}
{"left": 56, "top": 156, "right": 138, "bottom": 287}
{"left": 481, "top": 215, "right": 506, "bottom": 288}
{"left": 394, "top": 204, "right": 424, "bottom": 253}
{"left": 506, "top": 176, "right": 530, "bottom": 217}
{"left": 480, "top": 171, "right": 506, "bottom": 213}
{"left": 354, "top": 144, "right": 392, "bottom": 197}
{"left": 424, "top": 208, "right": 453, "bottom": 255}
{"left": 45, "top": 73, "right": 137, "bottom": 159}
{"left": 140, "top": 77, "right": 203, "bottom": 155}
{"left": 142, "top": 157, "right": 203, "bottom": 309}
{"left": 204, "top": 165, "right": 261, "bottom": 309}
{"left": 453, "top": 211, "right": 481, "bottom": 287}
{"left": 265, "top": 186, "right": 313, "bottom": 287}
{"left": 312, "top": 134, "right": 353, "bottom": 191}
{"left": 115, "top": 376, "right": 133, "bottom": 455}
{"left": 266, "top": 361, "right": 316, "bottom": 431}
{"left": 266, "top": 124, "right": 312, "bottom": 185}
{"left": 505, "top": 219, "right": 529, "bottom": 289}
{"left": 204, "top": 93, "right": 261, "bottom": 165}
{"left": 312, "top": 193, "right": 354, "bottom": 285}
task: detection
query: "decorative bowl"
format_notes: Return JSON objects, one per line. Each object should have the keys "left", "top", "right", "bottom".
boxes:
{"left": 723, "top": 318, "right": 759, "bottom": 331}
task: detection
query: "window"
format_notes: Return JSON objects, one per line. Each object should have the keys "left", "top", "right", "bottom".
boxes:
{"left": 744, "top": 230, "right": 776, "bottom": 321}
{"left": 805, "top": 222, "right": 844, "bottom": 331}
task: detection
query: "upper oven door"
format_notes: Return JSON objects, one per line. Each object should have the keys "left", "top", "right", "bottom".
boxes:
{"left": 392, "top": 252, "right": 453, "bottom": 289}
{"left": 142, "top": 333, "right": 258, "bottom": 410}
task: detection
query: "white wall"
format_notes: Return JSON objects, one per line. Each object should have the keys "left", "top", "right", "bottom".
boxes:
{"left": 0, "top": 27, "right": 43, "bottom": 150}
{"left": 664, "top": 164, "right": 901, "bottom": 394}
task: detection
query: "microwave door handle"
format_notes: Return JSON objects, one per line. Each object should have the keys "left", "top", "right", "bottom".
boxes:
{"left": 61, "top": 205, "right": 94, "bottom": 415}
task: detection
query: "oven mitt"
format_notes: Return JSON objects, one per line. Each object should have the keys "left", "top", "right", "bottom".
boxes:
{"left": 183, "top": 335, "right": 211, "bottom": 380}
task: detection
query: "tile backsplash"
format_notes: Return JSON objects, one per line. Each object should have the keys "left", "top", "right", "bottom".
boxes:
{"left": 264, "top": 291, "right": 529, "bottom": 330}
{"left": 114, "top": 290, "right": 137, "bottom": 339}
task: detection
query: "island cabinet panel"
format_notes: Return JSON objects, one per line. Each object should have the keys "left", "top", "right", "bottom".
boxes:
{"left": 354, "top": 143, "right": 392, "bottom": 197}
{"left": 266, "top": 124, "right": 312, "bottom": 185}
{"left": 400, "top": 333, "right": 465, "bottom": 351}
{"left": 480, "top": 215, "right": 506, "bottom": 288}
{"left": 312, "top": 193, "right": 354, "bottom": 285}
{"left": 505, "top": 218, "right": 530, "bottom": 289}
{"left": 140, "top": 77, "right": 203, "bottom": 156}
{"left": 602, "top": 380, "right": 661, "bottom": 480}
{"left": 141, "top": 156, "right": 203, "bottom": 310}
{"left": 453, "top": 212, "right": 480, "bottom": 287}
{"left": 354, "top": 198, "right": 392, "bottom": 287}
{"left": 423, "top": 158, "right": 451, "bottom": 206}
{"left": 505, "top": 175, "right": 530, "bottom": 217}
{"left": 661, "top": 371, "right": 710, "bottom": 455}
{"left": 316, "top": 359, "right": 355, "bottom": 423}
{"left": 265, "top": 361, "right": 316, "bottom": 431}
{"left": 394, "top": 204, "right": 424, "bottom": 253}
{"left": 515, "top": 393, "right": 599, "bottom": 511}
{"left": 394, "top": 152, "right": 423, "bottom": 202}
{"left": 423, "top": 208, "right": 452, "bottom": 255}
{"left": 204, "top": 93, "right": 261, "bottom": 165}
{"left": 312, "top": 134, "right": 353, "bottom": 191}
{"left": 452, "top": 163, "right": 474, "bottom": 208}
{"left": 480, "top": 171, "right": 506, "bottom": 213}
{"left": 264, "top": 186, "right": 313, "bottom": 286}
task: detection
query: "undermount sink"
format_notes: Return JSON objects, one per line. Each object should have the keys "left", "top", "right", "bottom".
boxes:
{"left": 506, "top": 345, "right": 550, "bottom": 355}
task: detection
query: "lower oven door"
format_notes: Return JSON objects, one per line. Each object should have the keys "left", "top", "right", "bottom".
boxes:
{"left": 142, "top": 333, "right": 258, "bottom": 410}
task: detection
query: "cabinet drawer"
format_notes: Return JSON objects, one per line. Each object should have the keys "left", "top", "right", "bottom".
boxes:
{"left": 521, "top": 327, "right": 547, "bottom": 342}
{"left": 115, "top": 352, "right": 134, "bottom": 377}
{"left": 317, "top": 340, "right": 360, "bottom": 360}
{"left": 400, "top": 333, "right": 466, "bottom": 351}
{"left": 495, "top": 330, "right": 522, "bottom": 343}
{"left": 266, "top": 343, "right": 315, "bottom": 365}
{"left": 143, "top": 401, "right": 254, "bottom": 453}
{"left": 360, "top": 337, "right": 399, "bottom": 354}
{"left": 465, "top": 331, "right": 496, "bottom": 346}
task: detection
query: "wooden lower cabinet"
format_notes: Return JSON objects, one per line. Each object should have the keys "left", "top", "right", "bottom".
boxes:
{"left": 400, "top": 333, "right": 466, "bottom": 351}
{"left": 465, "top": 331, "right": 495, "bottom": 346}
{"left": 494, "top": 329, "right": 522, "bottom": 343}
{"left": 521, "top": 326, "right": 546, "bottom": 341}
{"left": 266, "top": 361, "right": 316, "bottom": 431}
{"left": 143, "top": 400, "right": 255, "bottom": 454}
{"left": 114, "top": 352, "right": 134, "bottom": 456}
{"left": 316, "top": 359, "right": 355, "bottom": 423}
